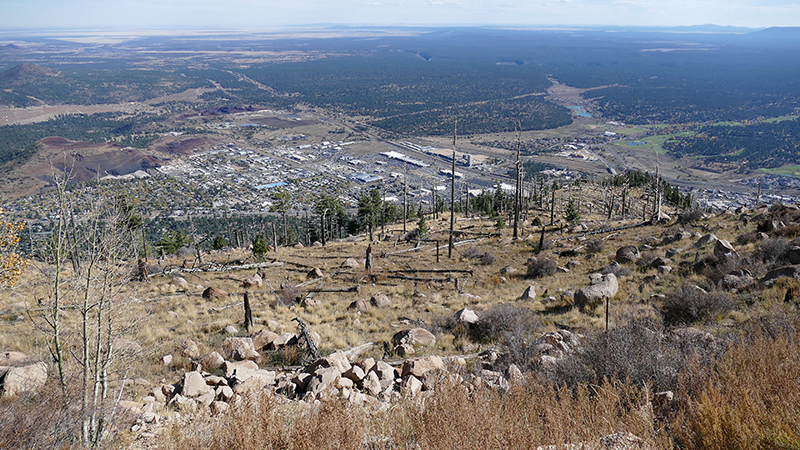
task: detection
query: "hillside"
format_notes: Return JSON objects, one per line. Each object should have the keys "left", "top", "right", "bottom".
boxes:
{"left": 0, "top": 63, "right": 61, "bottom": 85}
{"left": 2, "top": 198, "right": 800, "bottom": 448}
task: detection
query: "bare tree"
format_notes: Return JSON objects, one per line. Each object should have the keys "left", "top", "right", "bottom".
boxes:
{"left": 32, "top": 167, "right": 142, "bottom": 446}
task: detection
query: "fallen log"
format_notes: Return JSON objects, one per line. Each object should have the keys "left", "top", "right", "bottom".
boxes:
{"left": 385, "top": 269, "right": 473, "bottom": 275}
{"left": 386, "top": 275, "right": 452, "bottom": 282}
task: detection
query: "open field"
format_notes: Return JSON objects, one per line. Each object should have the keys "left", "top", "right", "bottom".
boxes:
{"left": 762, "top": 164, "right": 800, "bottom": 178}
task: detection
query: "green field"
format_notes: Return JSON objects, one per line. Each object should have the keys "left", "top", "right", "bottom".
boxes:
{"left": 761, "top": 165, "right": 800, "bottom": 177}
{"left": 613, "top": 132, "right": 695, "bottom": 155}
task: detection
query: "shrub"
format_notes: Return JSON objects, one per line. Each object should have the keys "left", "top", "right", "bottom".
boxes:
{"left": 774, "top": 223, "right": 800, "bottom": 239}
{"left": 678, "top": 208, "right": 704, "bottom": 224}
{"left": 585, "top": 238, "right": 604, "bottom": 254}
{"left": 754, "top": 236, "right": 790, "bottom": 266}
{"left": 461, "top": 246, "right": 495, "bottom": 265}
{"left": 545, "top": 316, "right": 724, "bottom": 393}
{"left": 735, "top": 231, "right": 761, "bottom": 246}
{"left": 525, "top": 256, "right": 558, "bottom": 279}
{"left": 637, "top": 250, "right": 660, "bottom": 268}
{"left": 661, "top": 285, "right": 734, "bottom": 326}
{"left": 480, "top": 252, "right": 496, "bottom": 265}
{"left": 470, "top": 304, "right": 542, "bottom": 371}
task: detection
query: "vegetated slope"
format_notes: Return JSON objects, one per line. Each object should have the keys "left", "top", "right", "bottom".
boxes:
{"left": 243, "top": 51, "right": 572, "bottom": 135}
{"left": 664, "top": 117, "right": 800, "bottom": 170}
{"left": 0, "top": 63, "right": 209, "bottom": 107}
{"left": 0, "top": 112, "right": 164, "bottom": 168}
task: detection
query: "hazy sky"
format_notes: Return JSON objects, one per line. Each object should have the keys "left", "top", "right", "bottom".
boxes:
{"left": 2, "top": 0, "right": 798, "bottom": 30}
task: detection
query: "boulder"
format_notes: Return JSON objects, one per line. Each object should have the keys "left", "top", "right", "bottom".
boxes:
{"left": 392, "top": 328, "right": 436, "bottom": 347}
{"left": 251, "top": 329, "right": 279, "bottom": 350}
{"left": 788, "top": 246, "right": 800, "bottom": 265}
{"left": 394, "top": 344, "right": 415, "bottom": 356}
{"left": 348, "top": 298, "right": 370, "bottom": 312}
{"left": 499, "top": 266, "right": 518, "bottom": 275}
{"left": 454, "top": 308, "right": 479, "bottom": 325}
{"left": 363, "top": 371, "right": 382, "bottom": 397}
{"left": 306, "top": 350, "right": 352, "bottom": 375}
{"left": 172, "top": 276, "right": 189, "bottom": 289}
{"left": 210, "top": 401, "right": 230, "bottom": 415}
{"left": 694, "top": 234, "right": 718, "bottom": 248}
{"left": 223, "top": 325, "right": 238, "bottom": 335}
{"left": 181, "top": 339, "right": 202, "bottom": 360}
{"left": 761, "top": 265, "right": 800, "bottom": 286}
{"left": 307, "top": 268, "right": 324, "bottom": 279}
{"left": 222, "top": 337, "right": 261, "bottom": 362}
{"left": 402, "top": 375, "right": 424, "bottom": 398}
{"left": 199, "top": 351, "right": 225, "bottom": 371}
{"left": 722, "top": 272, "right": 753, "bottom": 290}
{"left": 372, "top": 361, "right": 397, "bottom": 385}
{"left": 0, "top": 362, "right": 47, "bottom": 397}
{"left": 343, "top": 365, "right": 367, "bottom": 383}
{"left": 369, "top": 293, "right": 391, "bottom": 307}
{"left": 0, "top": 351, "right": 28, "bottom": 366}
{"left": 202, "top": 286, "right": 228, "bottom": 301}
{"left": 269, "top": 333, "right": 298, "bottom": 349}
{"left": 713, "top": 239, "right": 738, "bottom": 259}
{"left": 650, "top": 257, "right": 671, "bottom": 268}
{"left": 242, "top": 273, "right": 263, "bottom": 289}
{"left": 574, "top": 273, "right": 618, "bottom": 309}
{"left": 306, "top": 367, "right": 341, "bottom": 395}
{"left": 341, "top": 258, "right": 360, "bottom": 269}
{"left": 615, "top": 246, "right": 640, "bottom": 264}
{"left": 223, "top": 360, "right": 260, "bottom": 379}
{"left": 181, "top": 371, "right": 212, "bottom": 398}
{"left": 518, "top": 285, "right": 536, "bottom": 301}
{"left": 232, "top": 370, "right": 276, "bottom": 394}
{"left": 401, "top": 355, "right": 445, "bottom": 379}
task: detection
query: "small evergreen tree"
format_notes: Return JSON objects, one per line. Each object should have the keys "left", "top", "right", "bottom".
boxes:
{"left": 252, "top": 234, "right": 268, "bottom": 259}
{"left": 212, "top": 235, "right": 227, "bottom": 251}
{"left": 417, "top": 216, "right": 429, "bottom": 240}
{"left": 565, "top": 198, "right": 580, "bottom": 225}
{"left": 494, "top": 217, "right": 506, "bottom": 232}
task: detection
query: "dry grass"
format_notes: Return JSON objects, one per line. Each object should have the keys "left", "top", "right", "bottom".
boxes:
{"left": 6, "top": 202, "right": 800, "bottom": 448}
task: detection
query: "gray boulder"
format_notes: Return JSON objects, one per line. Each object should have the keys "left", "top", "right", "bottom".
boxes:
{"left": 0, "top": 362, "right": 48, "bottom": 397}
{"left": 694, "top": 234, "right": 718, "bottom": 248}
{"left": 392, "top": 328, "right": 436, "bottom": 347}
{"left": 615, "top": 246, "right": 640, "bottom": 264}
{"left": 761, "top": 265, "right": 800, "bottom": 286}
{"left": 574, "top": 273, "right": 618, "bottom": 309}
{"left": 713, "top": 239, "right": 738, "bottom": 259}
{"left": 369, "top": 293, "right": 391, "bottom": 307}
{"left": 454, "top": 308, "right": 479, "bottom": 325}
{"left": 221, "top": 337, "right": 260, "bottom": 362}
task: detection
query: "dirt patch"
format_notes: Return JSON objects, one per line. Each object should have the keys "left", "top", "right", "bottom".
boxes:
{"left": 249, "top": 117, "right": 318, "bottom": 128}
{"left": 31, "top": 140, "right": 160, "bottom": 185}
{"left": 152, "top": 137, "right": 214, "bottom": 155}
{"left": 40, "top": 136, "right": 106, "bottom": 150}
{"left": 0, "top": 138, "right": 162, "bottom": 197}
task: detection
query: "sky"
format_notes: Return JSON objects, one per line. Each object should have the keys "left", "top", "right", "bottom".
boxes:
{"left": 1, "top": 0, "right": 798, "bottom": 30}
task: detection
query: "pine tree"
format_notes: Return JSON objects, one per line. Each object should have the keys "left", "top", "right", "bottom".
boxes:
{"left": 565, "top": 198, "right": 580, "bottom": 225}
